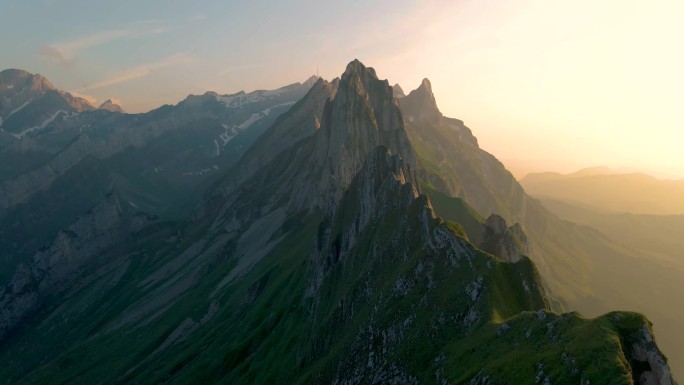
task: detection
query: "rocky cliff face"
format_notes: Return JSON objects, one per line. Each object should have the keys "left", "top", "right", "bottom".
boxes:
{"left": 0, "top": 193, "right": 152, "bottom": 340}
{"left": 400, "top": 78, "right": 527, "bottom": 224}
{"left": 313, "top": 60, "right": 415, "bottom": 188}
{"left": 630, "top": 324, "right": 679, "bottom": 385}
{"left": 477, "top": 214, "right": 529, "bottom": 262}
{"left": 302, "top": 60, "right": 416, "bottom": 213}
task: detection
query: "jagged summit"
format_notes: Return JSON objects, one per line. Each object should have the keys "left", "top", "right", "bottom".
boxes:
{"left": 98, "top": 99, "right": 125, "bottom": 113}
{"left": 302, "top": 75, "right": 320, "bottom": 88}
{"left": 343, "top": 58, "right": 377, "bottom": 78}
{"left": 392, "top": 83, "right": 405, "bottom": 98}
{"left": 307, "top": 59, "right": 415, "bottom": 209}
{"left": 419, "top": 77, "right": 432, "bottom": 92}
{"left": 0, "top": 68, "right": 94, "bottom": 135}
{"left": 209, "top": 58, "right": 415, "bottom": 218}
{"left": 400, "top": 77, "right": 441, "bottom": 123}
{"left": 0, "top": 69, "right": 55, "bottom": 92}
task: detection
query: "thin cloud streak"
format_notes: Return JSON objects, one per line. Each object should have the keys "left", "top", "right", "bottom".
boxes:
{"left": 41, "top": 26, "right": 167, "bottom": 66}
{"left": 77, "top": 53, "right": 192, "bottom": 91}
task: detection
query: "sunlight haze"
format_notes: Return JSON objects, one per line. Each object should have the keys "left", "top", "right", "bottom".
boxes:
{"left": 2, "top": 0, "right": 682, "bottom": 177}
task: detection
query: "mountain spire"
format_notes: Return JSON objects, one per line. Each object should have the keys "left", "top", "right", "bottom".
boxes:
{"left": 399, "top": 77, "right": 442, "bottom": 124}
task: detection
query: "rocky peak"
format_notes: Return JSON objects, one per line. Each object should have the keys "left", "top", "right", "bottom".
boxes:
{"left": 400, "top": 77, "right": 442, "bottom": 124}
{"left": 477, "top": 214, "right": 529, "bottom": 262}
{"left": 0, "top": 69, "right": 94, "bottom": 135}
{"left": 0, "top": 69, "right": 55, "bottom": 93}
{"left": 98, "top": 99, "right": 125, "bottom": 113}
{"left": 393, "top": 83, "right": 405, "bottom": 98}
{"left": 308, "top": 59, "right": 416, "bottom": 211}
{"left": 302, "top": 75, "right": 320, "bottom": 88}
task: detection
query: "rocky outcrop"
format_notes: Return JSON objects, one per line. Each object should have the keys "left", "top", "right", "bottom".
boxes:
{"left": 398, "top": 78, "right": 441, "bottom": 125}
{"left": 98, "top": 99, "right": 125, "bottom": 113}
{"left": 477, "top": 214, "right": 529, "bottom": 262}
{"left": 0, "top": 193, "right": 153, "bottom": 340}
{"left": 392, "top": 83, "right": 405, "bottom": 98}
{"left": 630, "top": 325, "right": 679, "bottom": 385}
{"left": 308, "top": 145, "right": 419, "bottom": 295}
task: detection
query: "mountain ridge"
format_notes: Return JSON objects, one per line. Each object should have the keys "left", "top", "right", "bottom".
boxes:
{"left": 0, "top": 61, "right": 678, "bottom": 384}
{"left": 521, "top": 169, "right": 684, "bottom": 214}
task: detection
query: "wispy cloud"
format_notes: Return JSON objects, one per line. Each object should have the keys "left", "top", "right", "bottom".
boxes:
{"left": 41, "top": 26, "right": 167, "bottom": 67}
{"left": 77, "top": 53, "right": 192, "bottom": 91}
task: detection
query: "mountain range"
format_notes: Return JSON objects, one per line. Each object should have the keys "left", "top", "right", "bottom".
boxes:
{"left": 520, "top": 168, "right": 684, "bottom": 215}
{"left": 0, "top": 62, "right": 678, "bottom": 384}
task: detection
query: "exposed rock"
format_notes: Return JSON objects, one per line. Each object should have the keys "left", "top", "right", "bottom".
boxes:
{"left": 98, "top": 99, "right": 125, "bottom": 113}
{"left": 392, "top": 83, "right": 405, "bottom": 98}
{"left": 0, "top": 193, "right": 153, "bottom": 340}
{"left": 399, "top": 78, "right": 441, "bottom": 125}
{"left": 304, "top": 59, "right": 417, "bottom": 212}
{"left": 630, "top": 325, "right": 679, "bottom": 385}
{"left": 477, "top": 214, "right": 529, "bottom": 262}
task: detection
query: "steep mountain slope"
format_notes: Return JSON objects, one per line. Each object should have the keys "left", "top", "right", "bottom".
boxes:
{"left": 0, "top": 69, "right": 94, "bottom": 140}
{"left": 0, "top": 72, "right": 317, "bottom": 283}
{"left": 520, "top": 170, "right": 684, "bottom": 215}
{"left": 0, "top": 60, "right": 676, "bottom": 385}
{"left": 400, "top": 77, "right": 684, "bottom": 378}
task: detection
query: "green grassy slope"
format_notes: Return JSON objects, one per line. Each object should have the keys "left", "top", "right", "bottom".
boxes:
{"left": 402, "top": 101, "right": 682, "bottom": 379}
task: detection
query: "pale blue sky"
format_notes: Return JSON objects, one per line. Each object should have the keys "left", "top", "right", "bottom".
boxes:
{"left": 2, "top": 0, "right": 683, "bottom": 178}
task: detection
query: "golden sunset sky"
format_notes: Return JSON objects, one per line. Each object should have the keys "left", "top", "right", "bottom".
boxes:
{"left": 2, "top": 0, "right": 682, "bottom": 177}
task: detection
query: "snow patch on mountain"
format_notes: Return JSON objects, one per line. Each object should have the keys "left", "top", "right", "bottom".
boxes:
{"left": 7, "top": 99, "right": 33, "bottom": 118}
{"left": 237, "top": 113, "right": 262, "bottom": 130}
{"left": 215, "top": 88, "right": 288, "bottom": 108}
{"left": 11, "top": 110, "right": 66, "bottom": 139}
{"left": 262, "top": 101, "right": 295, "bottom": 115}
{"left": 181, "top": 165, "right": 219, "bottom": 176}
{"left": 216, "top": 102, "right": 293, "bottom": 147}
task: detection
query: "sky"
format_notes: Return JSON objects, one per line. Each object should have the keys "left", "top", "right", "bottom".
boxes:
{"left": 1, "top": 0, "right": 683, "bottom": 178}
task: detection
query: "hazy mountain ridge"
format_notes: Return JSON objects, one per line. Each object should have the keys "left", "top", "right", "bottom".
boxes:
{"left": 520, "top": 169, "right": 684, "bottom": 215}
{"left": 0, "top": 62, "right": 677, "bottom": 384}
{"left": 0, "top": 72, "right": 316, "bottom": 283}
{"left": 397, "top": 73, "right": 684, "bottom": 378}
{"left": 538, "top": 197, "right": 684, "bottom": 266}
